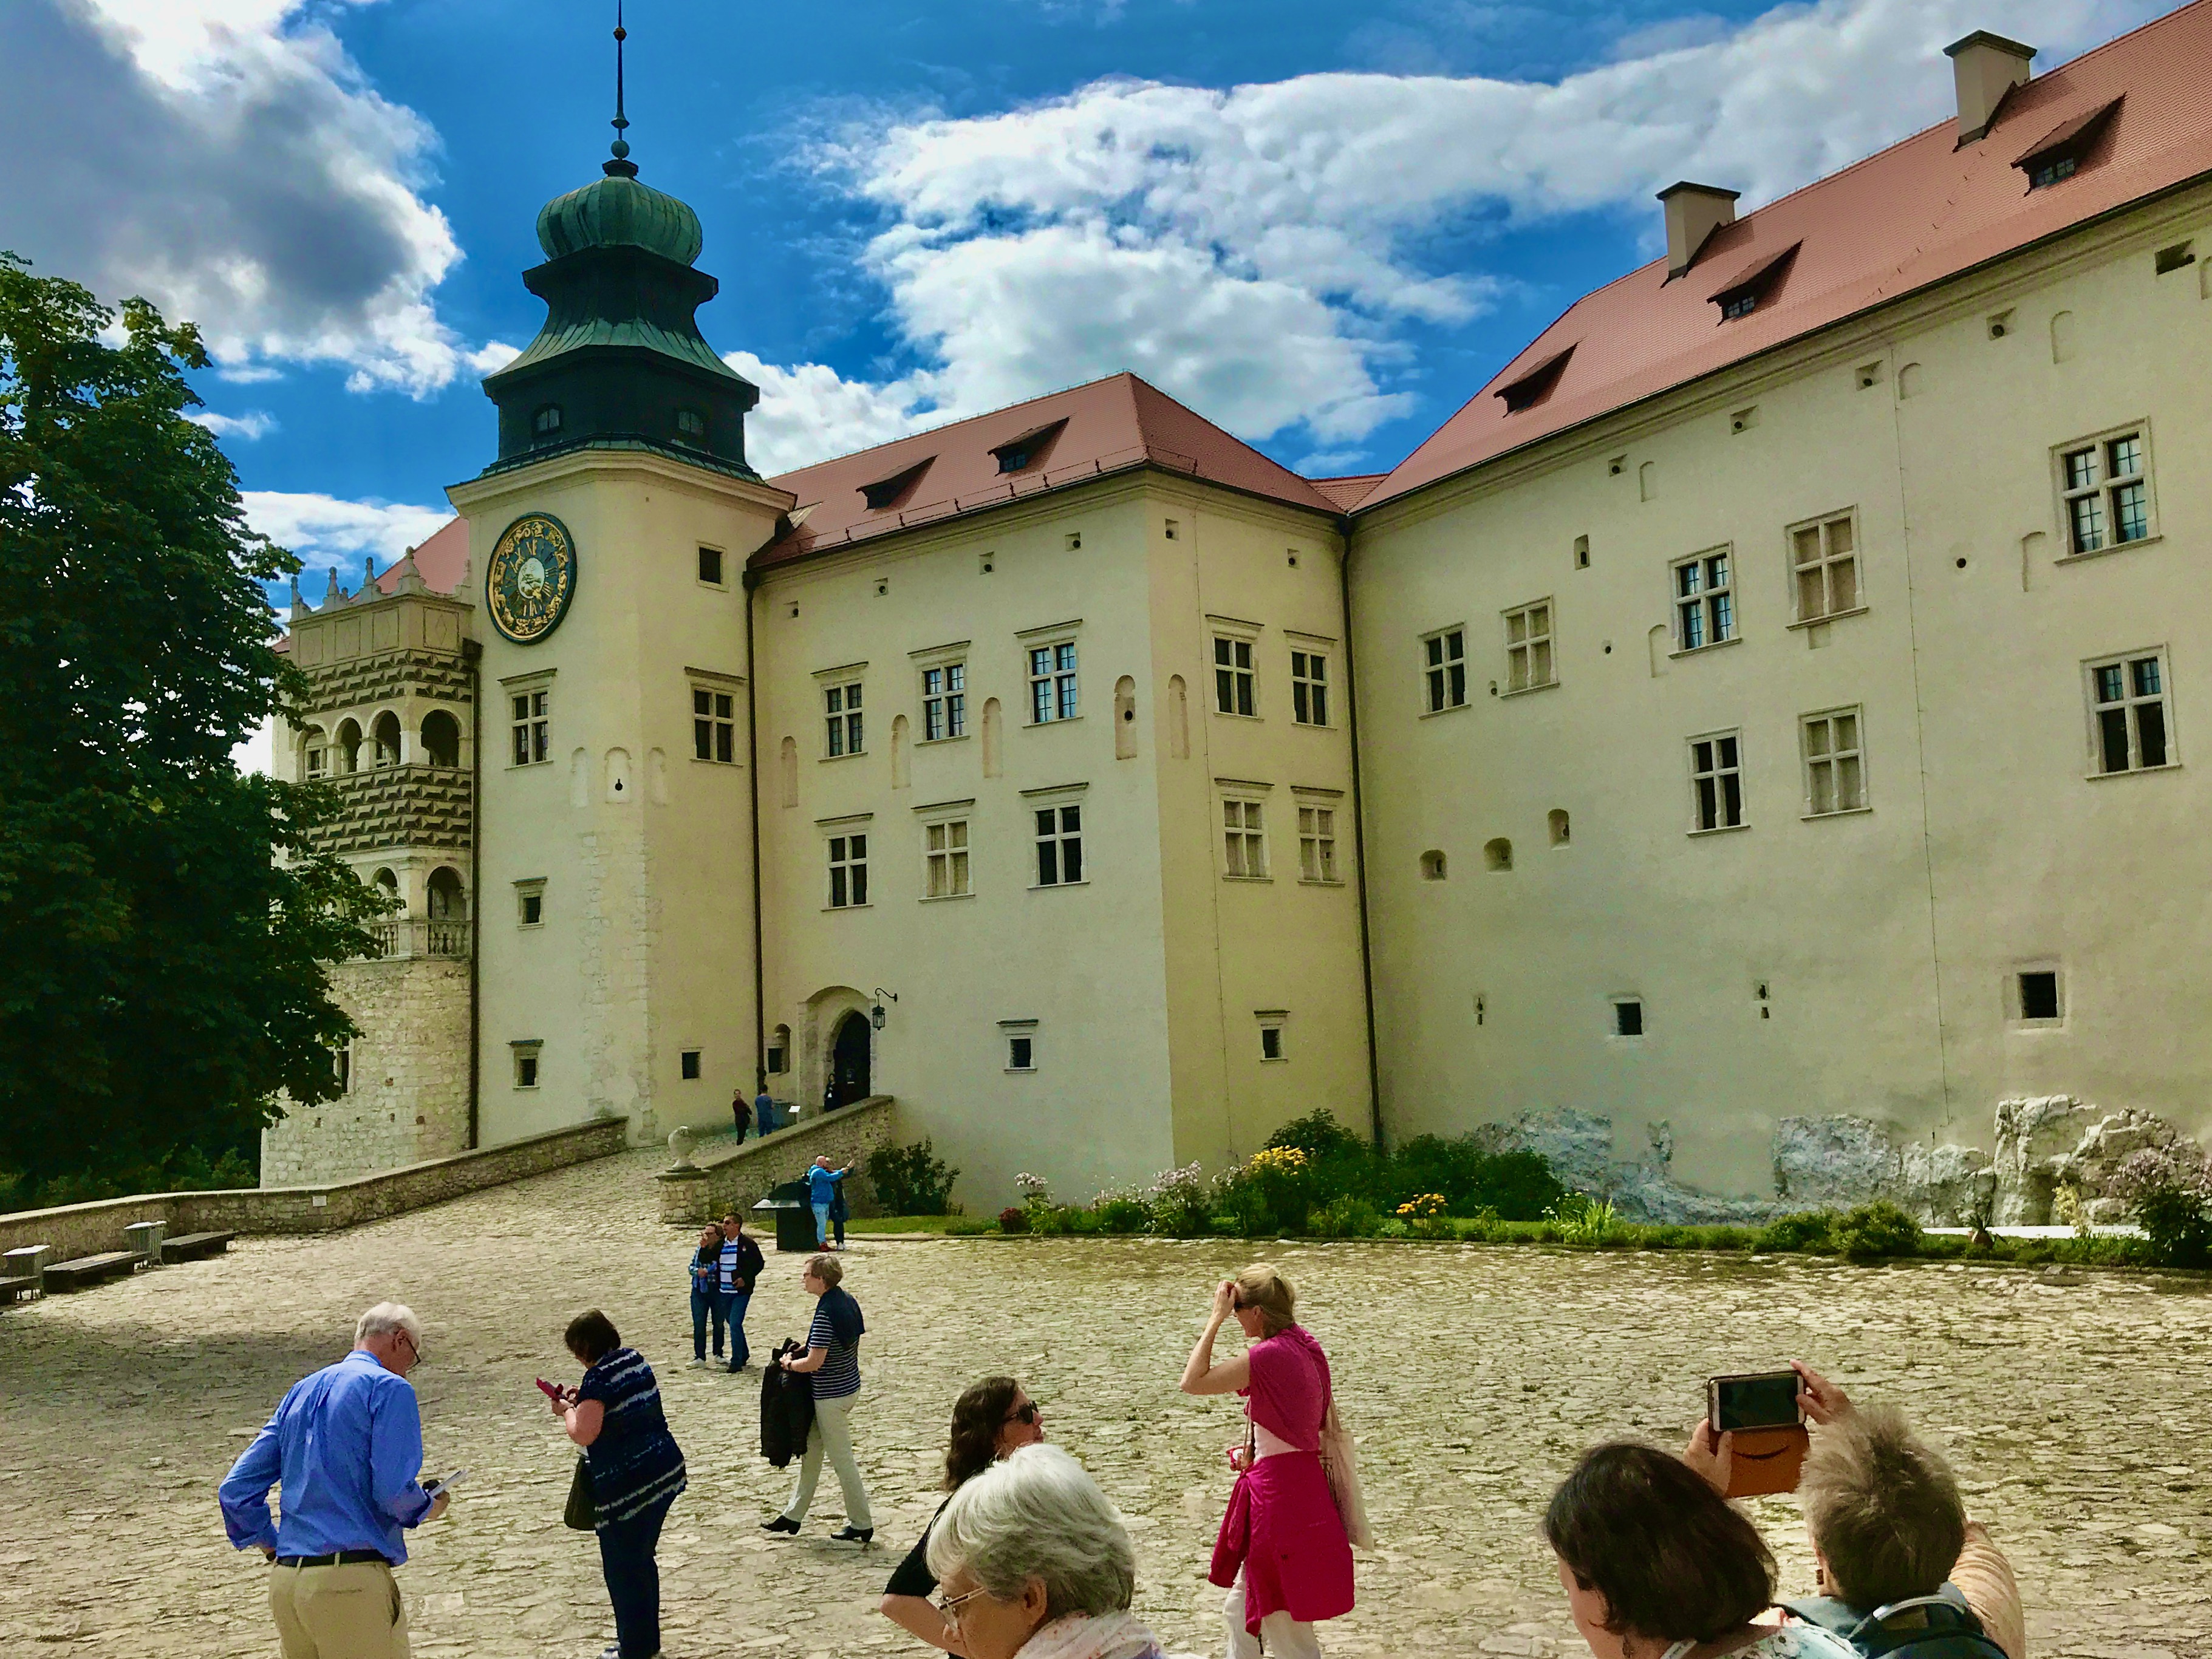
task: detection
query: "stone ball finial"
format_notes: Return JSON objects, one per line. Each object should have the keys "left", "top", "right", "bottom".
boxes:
{"left": 667, "top": 1125, "right": 698, "bottom": 1171}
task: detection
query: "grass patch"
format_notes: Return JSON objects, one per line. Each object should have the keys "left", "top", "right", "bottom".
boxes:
{"left": 844, "top": 1216, "right": 963, "bottom": 1233}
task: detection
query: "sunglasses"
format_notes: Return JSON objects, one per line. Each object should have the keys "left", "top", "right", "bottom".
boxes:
{"left": 1004, "top": 1401, "right": 1040, "bottom": 1426}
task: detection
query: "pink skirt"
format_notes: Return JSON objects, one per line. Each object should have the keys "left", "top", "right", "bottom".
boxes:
{"left": 1207, "top": 1449, "right": 1355, "bottom": 1630}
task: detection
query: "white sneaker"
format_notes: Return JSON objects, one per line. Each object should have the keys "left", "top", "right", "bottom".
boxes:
{"left": 688, "top": 1357, "right": 708, "bottom": 1368}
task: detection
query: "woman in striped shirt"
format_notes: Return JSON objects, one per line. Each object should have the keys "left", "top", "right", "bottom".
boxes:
{"left": 761, "top": 1253, "right": 874, "bottom": 1542}
{"left": 553, "top": 1310, "right": 688, "bottom": 1659}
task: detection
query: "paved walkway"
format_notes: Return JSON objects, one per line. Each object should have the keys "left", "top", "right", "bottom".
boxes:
{"left": 1, "top": 1149, "right": 2206, "bottom": 1658}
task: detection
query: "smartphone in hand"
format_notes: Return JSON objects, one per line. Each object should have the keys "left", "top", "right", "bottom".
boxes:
{"left": 422, "top": 1468, "right": 469, "bottom": 1499}
{"left": 536, "top": 1377, "right": 565, "bottom": 1403}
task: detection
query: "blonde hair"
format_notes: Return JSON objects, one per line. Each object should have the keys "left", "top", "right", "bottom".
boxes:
{"left": 1799, "top": 1404, "right": 1965, "bottom": 1608}
{"left": 805, "top": 1252, "right": 843, "bottom": 1289}
{"left": 1233, "top": 1264, "right": 1295, "bottom": 1336}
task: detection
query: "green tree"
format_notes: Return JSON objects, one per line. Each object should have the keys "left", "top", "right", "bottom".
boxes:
{"left": 0, "top": 254, "right": 386, "bottom": 1197}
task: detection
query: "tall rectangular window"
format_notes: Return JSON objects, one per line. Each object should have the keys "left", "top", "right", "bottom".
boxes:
{"left": 1672, "top": 550, "right": 1734, "bottom": 650}
{"left": 1503, "top": 601, "right": 1555, "bottom": 692}
{"left": 697, "top": 545, "right": 725, "bottom": 585}
{"left": 1423, "top": 629, "right": 1467, "bottom": 712}
{"left": 2059, "top": 429, "right": 2154, "bottom": 555}
{"left": 1291, "top": 650, "right": 1329, "bottom": 726}
{"left": 692, "top": 687, "right": 736, "bottom": 763}
{"left": 510, "top": 690, "right": 549, "bottom": 766}
{"left": 1029, "top": 642, "right": 1078, "bottom": 723}
{"left": 1222, "top": 798, "right": 1266, "bottom": 877}
{"left": 828, "top": 833, "right": 869, "bottom": 907}
{"left": 1297, "top": 805, "right": 1337, "bottom": 882}
{"left": 1801, "top": 707, "right": 1866, "bottom": 814}
{"left": 922, "top": 663, "right": 966, "bottom": 741}
{"left": 1214, "top": 637, "right": 1257, "bottom": 716}
{"left": 924, "top": 819, "right": 971, "bottom": 898}
{"left": 824, "top": 681, "right": 864, "bottom": 756}
{"left": 1034, "top": 803, "right": 1083, "bottom": 885}
{"left": 1792, "top": 513, "right": 1860, "bottom": 621}
{"left": 1690, "top": 731, "right": 1744, "bottom": 831}
{"left": 512, "top": 1043, "right": 541, "bottom": 1089}
{"left": 2087, "top": 652, "right": 2172, "bottom": 773}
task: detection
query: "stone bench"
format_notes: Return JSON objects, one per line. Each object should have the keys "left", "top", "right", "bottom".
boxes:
{"left": 0, "top": 1274, "right": 38, "bottom": 1304}
{"left": 160, "top": 1231, "right": 235, "bottom": 1264}
{"left": 43, "top": 1251, "right": 140, "bottom": 1293}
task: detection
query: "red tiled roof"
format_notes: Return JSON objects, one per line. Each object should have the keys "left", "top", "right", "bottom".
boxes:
{"left": 755, "top": 372, "right": 1340, "bottom": 568}
{"left": 377, "top": 516, "right": 469, "bottom": 595}
{"left": 1362, "top": 0, "right": 2212, "bottom": 511}
{"left": 1309, "top": 474, "right": 1388, "bottom": 511}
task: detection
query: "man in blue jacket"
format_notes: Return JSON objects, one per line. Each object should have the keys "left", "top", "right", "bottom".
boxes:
{"left": 219, "top": 1303, "right": 451, "bottom": 1658}
{"left": 805, "top": 1155, "right": 852, "bottom": 1249}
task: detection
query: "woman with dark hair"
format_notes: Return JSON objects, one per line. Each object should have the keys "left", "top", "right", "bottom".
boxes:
{"left": 1545, "top": 1442, "right": 1855, "bottom": 1659}
{"left": 879, "top": 1375, "right": 1048, "bottom": 1653}
{"left": 688, "top": 1225, "right": 726, "bottom": 1367}
{"left": 551, "top": 1310, "right": 687, "bottom": 1659}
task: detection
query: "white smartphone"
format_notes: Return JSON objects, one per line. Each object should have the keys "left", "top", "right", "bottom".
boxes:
{"left": 422, "top": 1468, "right": 469, "bottom": 1498}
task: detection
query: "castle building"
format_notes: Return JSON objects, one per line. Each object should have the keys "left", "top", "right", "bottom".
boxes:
{"left": 273, "top": 7, "right": 2212, "bottom": 1209}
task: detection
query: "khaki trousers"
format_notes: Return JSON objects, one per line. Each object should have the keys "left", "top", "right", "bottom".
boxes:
{"left": 783, "top": 1389, "right": 872, "bottom": 1528}
{"left": 270, "top": 1558, "right": 409, "bottom": 1659}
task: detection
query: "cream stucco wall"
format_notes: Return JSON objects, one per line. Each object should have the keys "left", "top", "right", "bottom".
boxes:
{"left": 1351, "top": 182, "right": 2212, "bottom": 1196}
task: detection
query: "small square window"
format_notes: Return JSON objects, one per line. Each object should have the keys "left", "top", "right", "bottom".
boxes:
{"left": 2019, "top": 972, "right": 2060, "bottom": 1022}
{"left": 2084, "top": 650, "right": 2173, "bottom": 774}
{"left": 1613, "top": 1000, "right": 1644, "bottom": 1038}
{"left": 517, "top": 883, "right": 545, "bottom": 927}
{"left": 513, "top": 1044, "right": 542, "bottom": 1089}
{"left": 1008, "top": 1034, "right": 1035, "bottom": 1071}
{"left": 698, "top": 546, "right": 725, "bottom": 585}
{"left": 2057, "top": 426, "right": 2156, "bottom": 556}
{"left": 765, "top": 1042, "right": 787, "bottom": 1075}
{"left": 680, "top": 1049, "right": 701, "bottom": 1080}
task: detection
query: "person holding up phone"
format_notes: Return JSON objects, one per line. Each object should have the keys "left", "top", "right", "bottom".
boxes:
{"left": 689, "top": 1225, "right": 727, "bottom": 1367}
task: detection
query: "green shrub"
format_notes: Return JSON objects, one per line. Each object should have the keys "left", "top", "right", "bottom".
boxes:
{"left": 1755, "top": 1211, "right": 1834, "bottom": 1253}
{"left": 1832, "top": 1201, "right": 1922, "bottom": 1261}
{"left": 1266, "top": 1109, "right": 1365, "bottom": 1160}
{"left": 1094, "top": 1194, "right": 1150, "bottom": 1235}
{"left": 1375, "top": 1218, "right": 1410, "bottom": 1239}
{"left": 867, "top": 1139, "right": 960, "bottom": 1215}
{"left": 1647, "top": 1225, "right": 1693, "bottom": 1250}
{"left": 1147, "top": 1162, "right": 1218, "bottom": 1236}
{"left": 944, "top": 1216, "right": 994, "bottom": 1236}
{"left": 2112, "top": 1146, "right": 2212, "bottom": 1268}
{"left": 1307, "top": 1194, "right": 1383, "bottom": 1238}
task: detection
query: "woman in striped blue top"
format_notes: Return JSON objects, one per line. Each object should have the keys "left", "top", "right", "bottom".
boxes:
{"left": 553, "top": 1310, "right": 688, "bottom": 1659}
{"left": 762, "top": 1253, "right": 874, "bottom": 1542}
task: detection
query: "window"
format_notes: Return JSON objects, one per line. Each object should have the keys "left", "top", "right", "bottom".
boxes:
{"left": 693, "top": 687, "right": 736, "bottom": 763}
{"left": 1801, "top": 708, "right": 1866, "bottom": 815}
{"left": 825, "top": 681, "right": 864, "bottom": 756}
{"left": 2058, "top": 429, "right": 2153, "bottom": 555}
{"left": 1213, "top": 636, "right": 1257, "bottom": 717}
{"left": 1690, "top": 731, "right": 1744, "bottom": 831}
{"left": 332, "top": 1040, "right": 352, "bottom": 1095}
{"left": 516, "top": 881, "right": 545, "bottom": 927}
{"left": 1722, "top": 292, "right": 1757, "bottom": 320}
{"left": 1291, "top": 650, "right": 1329, "bottom": 726}
{"left": 923, "top": 663, "right": 966, "bottom": 740}
{"left": 1613, "top": 999, "right": 1645, "bottom": 1037}
{"left": 1420, "top": 850, "right": 1447, "bottom": 881}
{"left": 675, "top": 408, "right": 707, "bottom": 445}
{"left": 1029, "top": 642, "right": 1079, "bottom": 723}
{"left": 1791, "top": 513, "right": 1860, "bottom": 621}
{"left": 1034, "top": 803, "right": 1083, "bottom": 886}
{"left": 680, "top": 1049, "right": 701, "bottom": 1080}
{"left": 1223, "top": 798, "right": 1267, "bottom": 878}
{"left": 766, "top": 1026, "right": 790, "bottom": 1075}
{"left": 2019, "top": 970, "right": 2062, "bottom": 1023}
{"left": 421, "top": 710, "right": 460, "bottom": 768}
{"left": 304, "top": 737, "right": 326, "bottom": 778}
{"left": 512, "top": 1042, "right": 542, "bottom": 1089}
{"left": 531, "top": 405, "right": 562, "bottom": 438}
{"left": 2030, "top": 155, "right": 2075, "bottom": 188}
{"left": 1503, "top": 601, "right": 1554, "bottom": 692}
{"left": 698, "top": 546, "right": 725, "bottom": 585}
{"left": 1424, "top": 629, "right": 1467, "bottom": 712}
{"left": 828, "top": 833, "right": 869, "bottom": 908}
{"left": 1672, "top": 551, "right": 1734, "bottom": 650}
{"left": 510, "top": 689, "right": 549, "bottom": 766}
{"left": 1005, "top": 1027, "right": 1037, "bottom": 1072}
{"left": 2087, "top": 652, "right": 2173, "bottom": 774}
{"left": 924, "top": 818, "right": 971, "bottom": 898}
{"left": 1297, "top": 805, "right": 1338, "bottom": 883}
{"left": 1258, "top": 1018, "right": 1286, "bottom": 1061}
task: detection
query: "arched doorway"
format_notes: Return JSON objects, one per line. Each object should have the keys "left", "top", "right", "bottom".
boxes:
{"left": 827, "top": 1010, "right": 871, "bottom": 1108}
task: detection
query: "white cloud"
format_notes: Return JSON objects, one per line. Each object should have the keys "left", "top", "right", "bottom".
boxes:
{"left": 757, "top": 0, "right": 2151, "bottom": 469}
{"left": 242, "top": 491, "right": 451, "bottom": 579}
{"left": 0, "top": 0, "right": 474, "bottom": 395}
{"left": 466, "top": 340, "right": 524, "bottom": 375}
{"left": 188, "top": 409, "right": 277, "bottom": 441}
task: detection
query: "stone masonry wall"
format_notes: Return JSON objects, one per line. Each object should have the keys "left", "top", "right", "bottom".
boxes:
{"left": 262, "top": 955, "right": 473, "bottom": 1187}
{"left": 0, "top": 1119, "right": 626, "bottom": 1266}
{"left": 657, "top": 1096, "right": 897, "bottom": 1227}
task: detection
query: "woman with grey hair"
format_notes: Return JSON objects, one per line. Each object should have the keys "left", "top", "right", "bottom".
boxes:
{"left": 923, "top": 1443, "right": 1165, "bottom": 1659}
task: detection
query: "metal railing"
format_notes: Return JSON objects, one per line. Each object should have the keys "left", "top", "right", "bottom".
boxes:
{"left": 362, "top": 918, "right": 469, "bottom": 960}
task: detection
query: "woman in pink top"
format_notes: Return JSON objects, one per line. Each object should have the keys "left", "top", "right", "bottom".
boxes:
{"left": 1179, "top": 1264, "right": 1356, "bottom": 1659}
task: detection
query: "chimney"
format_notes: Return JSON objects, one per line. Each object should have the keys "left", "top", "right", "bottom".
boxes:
{"left": 1945, "top": 31, "right": 2035, "bottom": 144}
{"left": 1657, "top": 182, "right": 1740, "bottom": 279}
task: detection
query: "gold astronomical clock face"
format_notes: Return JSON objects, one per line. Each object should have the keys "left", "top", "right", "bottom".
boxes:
{"left": 486, "top": 513, "right": 578, "bottom": 644}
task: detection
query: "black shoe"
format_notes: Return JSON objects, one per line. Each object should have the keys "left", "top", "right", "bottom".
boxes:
{"left": 830, "top": 1525, "right": 874, "bottom": 1544}
{"left": 760, "top": 1515, "right": 800, "bottom": 1535}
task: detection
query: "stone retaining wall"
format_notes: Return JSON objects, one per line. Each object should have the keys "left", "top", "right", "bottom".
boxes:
{"left": 0, "top": 1118, "right": 627, "bottom": 1265}
{"left": 657, "top": 1096, "right": 897, "bottom": 1226}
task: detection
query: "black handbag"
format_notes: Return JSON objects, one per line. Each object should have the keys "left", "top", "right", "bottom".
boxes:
{"left": 563, "top": 1455, "right": 595, "bottom": 1531}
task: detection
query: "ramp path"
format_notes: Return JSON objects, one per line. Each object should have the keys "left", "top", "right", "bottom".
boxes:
{"left": 0, "top": 1148, "right": 2203, "bottom": 1657}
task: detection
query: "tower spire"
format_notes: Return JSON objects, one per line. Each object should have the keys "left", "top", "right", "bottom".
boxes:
{"left": 604, "top": 1, "right": 637, "bottom": 178}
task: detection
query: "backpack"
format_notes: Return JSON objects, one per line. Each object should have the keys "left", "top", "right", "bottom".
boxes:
{"left": 1781, "top": 1591, "right": 2010, "bottom": 1659}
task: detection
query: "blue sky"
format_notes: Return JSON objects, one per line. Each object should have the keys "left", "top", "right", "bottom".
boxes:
{"left": 0, "top": 0, "right": 2160, "bottom": 588}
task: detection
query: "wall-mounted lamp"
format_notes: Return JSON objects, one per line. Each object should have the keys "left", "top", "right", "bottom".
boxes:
{"left": 871, "top": 987, "right": 899, "bottom": 1031}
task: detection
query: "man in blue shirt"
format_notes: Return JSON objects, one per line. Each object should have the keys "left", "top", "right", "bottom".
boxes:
{"left": 805, "top": 1155, "right": 852, "bottom": 1249}
{"left": 754, "top": 1085, "right": 776, "bottom": 1139}
{"left": 220, "top": 1303, "right": 451, "bottom": 1658}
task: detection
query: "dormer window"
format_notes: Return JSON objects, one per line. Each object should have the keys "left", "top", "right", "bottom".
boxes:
{"left": 2015, "top": 96, "right": 2122, "bottom": 190}
{"left": 1492, "top": 346, "right": 1574, "bottom": 415}
{"left": 675, "top": 407, "right": 708, "bottom": 446}
{"left": 531, "top": 404, "right": 563, "bottom": 440}
{"left": 859, "top": 456, "right": 934, "bottom": 513}
{"left": 989, "top": 419, "right": 1067, "bottom": 475}
{"left": 1710, "top": 242, "right": 1800, "bottom": 323}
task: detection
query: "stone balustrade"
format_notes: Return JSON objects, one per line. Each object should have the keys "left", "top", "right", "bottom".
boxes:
{"left": 656, "top": 1095, "right": 898, "bottom": 1227}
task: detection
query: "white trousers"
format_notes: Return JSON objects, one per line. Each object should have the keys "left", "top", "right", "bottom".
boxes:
{"left": 783, "top": 1389, "right": 872, "bottom": 1528}
{"left": 1225, "top": 1574, "right": 1322, "bottom": 1659}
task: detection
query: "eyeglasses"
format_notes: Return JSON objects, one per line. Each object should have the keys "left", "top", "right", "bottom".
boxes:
{"left": 932, "top": 1585, "right": 991, "bottom": 1629}
{"left": 1004, "top": 1401, "right": 1040, "bottom": 1426}
{"left": 396, "top": 1330, "right": 422, "bottom": 1364}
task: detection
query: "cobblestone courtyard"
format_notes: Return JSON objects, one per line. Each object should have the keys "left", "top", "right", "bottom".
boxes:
{"left": 2, "top": 1150, "right": 2207, "bottom": 1659}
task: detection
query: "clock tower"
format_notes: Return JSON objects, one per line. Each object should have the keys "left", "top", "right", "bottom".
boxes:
{"left": 448, "top": 24, "right": 794, "bottom": 1149}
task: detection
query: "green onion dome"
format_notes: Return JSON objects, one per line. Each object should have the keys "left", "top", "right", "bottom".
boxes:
{"left": 534, "top": 160, "right": 703, "bottom": 267}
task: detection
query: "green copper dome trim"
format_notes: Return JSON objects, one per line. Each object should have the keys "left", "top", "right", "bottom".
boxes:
{"left": 536, "top": 173, "right": 704, "bottom": 265}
